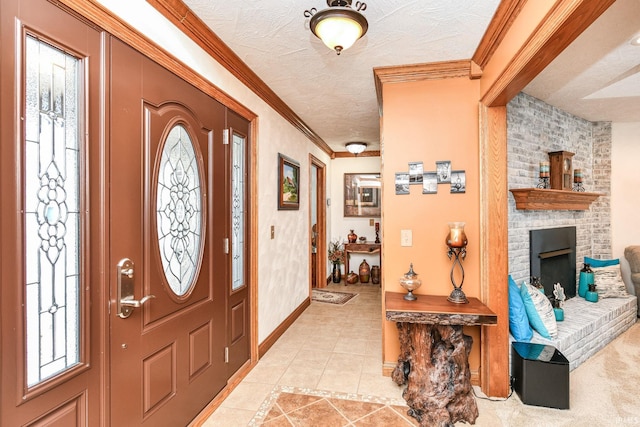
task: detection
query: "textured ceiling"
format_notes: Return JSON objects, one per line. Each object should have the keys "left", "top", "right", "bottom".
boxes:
{"left": 523, "top": 0, "right": 640, "bottom": 123}
{"left": 183, "top": 0, "right": 501, "bottom": 152}
{"left": 182, "top": 0, "right": 640, "bottom": 153}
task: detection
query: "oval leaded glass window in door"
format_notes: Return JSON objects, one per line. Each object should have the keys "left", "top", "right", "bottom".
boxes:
{"left": 156, "top": 124, "right": 203, "bottom": 296}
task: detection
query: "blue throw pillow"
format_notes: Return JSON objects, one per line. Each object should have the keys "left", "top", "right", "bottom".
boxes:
{"left": 585, "top": 256, "right": 619, "bottom": 268}
{"left": 520, "top": 282, "right": 557, "bottom": 339}
{"left": 508, "top": 276, "right": 533, "bottom": 341}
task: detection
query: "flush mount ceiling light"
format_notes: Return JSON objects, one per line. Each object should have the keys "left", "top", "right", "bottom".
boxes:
{"left": 631, "top": 33, "right": 640, "bottom": 46}
{"left": 345, "top": 142, "right": 367, "bottom": 155}
{"left": 304, "top": 0, "right": 368, "bottom": 55}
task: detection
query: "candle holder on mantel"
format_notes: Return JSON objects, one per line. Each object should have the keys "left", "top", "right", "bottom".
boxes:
{"left": 446, "top": 222, "right": 469, "bottom": 304}
{"left": 537, "top": 161, "right": 550, "bottom": 189}
{"left": 573, "top": 168, "right": 585, "bottom": 192}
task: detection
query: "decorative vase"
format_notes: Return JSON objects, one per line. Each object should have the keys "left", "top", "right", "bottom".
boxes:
{"left": 554, "top": 307, "right": 564, "bottom": 321}
{"left": 578, "top": 263, "right": 593, "bottom": 298}
{"left": 371, "top": 265, "right": 380, "bottom": 285}
{"left": 399, "top": 263, "right": 422, "bottom": 301}
{"left": 332, "top": 263, "right": 342, "bottom": 283}
{"left": 346, "top": 271, "right": 358, "bottom": 285}
{"left": 348, "top": 230, "right": 357, "bottom": 243}
{"left": 359, "top": 259, "right": 370, "bottom": 283}
{"left": 585, "top": 283, "right": 598, "bottom": 302}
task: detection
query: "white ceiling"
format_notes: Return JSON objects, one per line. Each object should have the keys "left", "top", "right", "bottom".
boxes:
{"left": 182, "top": 0, "right": 640, "bottom": 153}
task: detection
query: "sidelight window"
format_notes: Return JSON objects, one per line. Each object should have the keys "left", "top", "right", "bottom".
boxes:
{"left": 24, "top": 35, "right": 81, "bottom": 386}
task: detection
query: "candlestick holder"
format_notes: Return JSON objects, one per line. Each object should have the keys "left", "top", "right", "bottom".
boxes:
{"left": 573, "top": 182, "right": 585, "bottom": 192}
{"left": 537, "top": 177, "right": 550, "bottom": 189}
{"left": 374, "top": 222, "right": 380, "bottom": 244}
{"left": 445, "top": 222, "right": 469, "bottom": 304}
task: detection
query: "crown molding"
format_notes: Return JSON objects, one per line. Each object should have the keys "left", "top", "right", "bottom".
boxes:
{"left": 147, "top": 0, "right": 333, "bottom": 156}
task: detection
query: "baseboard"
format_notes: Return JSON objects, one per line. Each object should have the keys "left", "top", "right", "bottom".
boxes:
{"left": 258, "top": 297, "right": 311, "bottom": 357}
{"left": 383, "top": 361, "right": 480, "bottom": 386}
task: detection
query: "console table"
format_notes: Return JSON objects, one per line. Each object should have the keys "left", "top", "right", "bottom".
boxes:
{"left": 385, "top": 292, "right": 497, "bottom": 426}
{"left": 344, "top": 242, "right": 381, "bottom": 281}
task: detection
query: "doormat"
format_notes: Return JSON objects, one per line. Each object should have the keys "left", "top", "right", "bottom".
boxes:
{"left": 311, "top": 289, "right": 358, "bottom": 305}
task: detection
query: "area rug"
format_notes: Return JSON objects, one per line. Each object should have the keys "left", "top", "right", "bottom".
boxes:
{"left": 311, "top": 289, "right": 358, "bottom": 305}
{"left": 248, "top": 386, "right": 414, "bottom": 426}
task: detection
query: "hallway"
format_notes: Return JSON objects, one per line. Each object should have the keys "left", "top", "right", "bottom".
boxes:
{"left": 202, "top": 283, "right": 413, "bottom": 425}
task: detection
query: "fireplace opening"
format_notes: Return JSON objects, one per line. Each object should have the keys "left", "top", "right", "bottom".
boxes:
{"left": 530, "top": 227, "right": 576, "bottom": 298}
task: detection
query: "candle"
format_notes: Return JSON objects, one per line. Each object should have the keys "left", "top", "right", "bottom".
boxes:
{"left": 446, "top": 222, "right": 468, "bottom": 248}
{"left": 574, "top": 168, "right": 583, "bottom": 183}
{"left": 539, "top": 161, "right": 550, "bottom": 178}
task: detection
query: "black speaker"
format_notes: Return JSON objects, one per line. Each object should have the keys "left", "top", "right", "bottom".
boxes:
{"left": 511, "top": 342, "right": 570, "bottom": 409}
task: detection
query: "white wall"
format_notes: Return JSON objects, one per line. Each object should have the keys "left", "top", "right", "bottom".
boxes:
{"left": 97, "top": 0, "right": 332, "bottom": 343}
{"left": 329, "top": 157, "right": 382, "bottom": 276}
{"left": 611, "top": 122, "right": 640, "bottom": 294}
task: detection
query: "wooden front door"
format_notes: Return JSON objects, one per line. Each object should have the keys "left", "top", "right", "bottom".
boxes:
{"left": 108, "top": 38, "right": 232, "bottom": 426}
{"left": 0, "top": 0, "right": 105, "bottom": 425}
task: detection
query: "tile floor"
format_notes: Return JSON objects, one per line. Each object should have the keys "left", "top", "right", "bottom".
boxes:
{"left": 202, "top": 283, "right": 410, "bottom": 426}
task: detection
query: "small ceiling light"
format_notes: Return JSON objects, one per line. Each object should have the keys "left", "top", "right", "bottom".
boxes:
{"left": 631, "top": 34, "right": 640, "bottom": 46}
{"left": 346, "top": 142, "right": 367, "bottom": 155}
{"left": 304, "top": 1, "right": 368, "bottom": 55}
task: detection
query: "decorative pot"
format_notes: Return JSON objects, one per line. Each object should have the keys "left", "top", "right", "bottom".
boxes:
{"left": 332, "top": 263, "right": 342, "bottom": 283}
{"left": 348, "top": 230, "right": 357, "bottom": 243}
{"left": 359, "top": 259, "right": 370, "bottom": 283}
{"left": 346, "top": 271, "right": 358, "bottom": 284}
{"left": 371, "top": 265, "right": 380, "bottom": 284}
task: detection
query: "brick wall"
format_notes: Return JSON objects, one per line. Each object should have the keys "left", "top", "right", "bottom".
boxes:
{"left": 507, "top": 92, "right": 612, "bottom": 285}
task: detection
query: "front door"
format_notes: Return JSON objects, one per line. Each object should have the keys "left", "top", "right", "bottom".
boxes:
{"left": 108, "top": 38, "right": 229, "bottom": 426}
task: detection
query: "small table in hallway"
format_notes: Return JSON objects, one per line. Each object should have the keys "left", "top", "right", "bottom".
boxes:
{"left": 385, "top": 292, "right": 497, "bottom": 426}
{"left": 344, "top": 242, "right": 381, "bottom": 281}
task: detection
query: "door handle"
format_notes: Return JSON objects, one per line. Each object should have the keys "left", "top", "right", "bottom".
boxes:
{"left": 117, "top": 258, "right": 155, "bottom": 318}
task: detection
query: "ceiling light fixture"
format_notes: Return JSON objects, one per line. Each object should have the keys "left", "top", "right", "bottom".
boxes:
{"left": 304, "top": 1, "right": 368, "bottom": 55}
{"left": 631, "top": 34, "right": 640, "bottom": 46}
{"left": 345, "top": 142, "right": 367, "bottom": 155}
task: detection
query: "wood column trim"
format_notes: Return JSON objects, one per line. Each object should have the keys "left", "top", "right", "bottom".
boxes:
{"left": 479, "top": 104, "right": 509, "bottom": 397}
{"left": 481, "top": 0, "right": 616, "bottom": 107}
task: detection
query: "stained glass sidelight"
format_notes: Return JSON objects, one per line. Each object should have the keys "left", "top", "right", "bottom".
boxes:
{"left": 24, "top": 35, "right": 81, "bottom": 386}
{"left": 231, "top": 132, "right": 246, "bottom": 291}
{"left": 156, "top": 125, "right": 203, "bottom": 296}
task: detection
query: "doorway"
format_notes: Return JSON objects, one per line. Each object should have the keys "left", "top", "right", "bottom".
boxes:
{"left": 309, "top": 155, "right": 326, "bottom": 289}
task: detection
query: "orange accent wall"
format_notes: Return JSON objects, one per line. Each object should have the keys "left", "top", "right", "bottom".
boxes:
{"left": 381, "top": 77, "right": 482, "bottom": 372}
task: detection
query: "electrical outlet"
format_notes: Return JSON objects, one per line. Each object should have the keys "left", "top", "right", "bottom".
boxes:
{"left": 400, "top": 229, "right": 412, "bottom": 247}
{"left": 369, "top": 218, "right": 374, "bottom": 226}
{"left": 270, "top": 225, "right": 275, "bottom": 239}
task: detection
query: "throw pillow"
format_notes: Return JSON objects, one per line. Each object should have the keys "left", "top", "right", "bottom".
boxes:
{"left": 585, "top": 256, "right": 619, "bottom": 268}
{"left": 593, "top": 264, "right": 628, "bottom": 298}
{"left": 520, "top": 282, "right": 558, "bottom": 339}
{"left": 508, "top": 276, "right": 533, "bottom": 341}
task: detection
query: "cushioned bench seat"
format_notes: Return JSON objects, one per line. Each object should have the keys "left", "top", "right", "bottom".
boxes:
{"left": 511, "top": 295, "right": 637, "bottom": 371}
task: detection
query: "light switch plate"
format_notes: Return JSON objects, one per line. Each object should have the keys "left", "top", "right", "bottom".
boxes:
{"left": 270, "top": 225, "right": 275, "bottom": 239}
{"left": 400, "top": 229, "right": 412, "bottom": 247}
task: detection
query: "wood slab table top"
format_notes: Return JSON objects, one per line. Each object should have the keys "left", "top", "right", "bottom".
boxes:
{"left": 385, "top": 291, "right": 497, "bottom": 326}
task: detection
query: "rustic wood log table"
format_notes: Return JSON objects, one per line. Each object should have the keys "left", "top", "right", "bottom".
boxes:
{"left": 385, "top": 292, "right": 497, "bottom": 427}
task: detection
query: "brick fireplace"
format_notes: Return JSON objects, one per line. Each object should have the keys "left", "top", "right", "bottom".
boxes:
{"left": 507, "top": 93, "right": 612, "bottom": 284}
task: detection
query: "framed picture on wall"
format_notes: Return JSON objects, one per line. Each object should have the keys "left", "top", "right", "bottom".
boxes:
{"left": 278, "top": 153, "right": 300, "bottom": 210}
{"left": 450, "top": 170, "right": 466, "bottom": 193}
{"left": 436, "top": 160, "right": 452, "bottom": 184}
{"left": 422, "top": 172, "right": 438, "bottom": 194}
{"left": 344, "top": 173, "right": 381, "bottom": 217}
{"left": 409, "top": 161, "right": 424, "bottom": 184}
